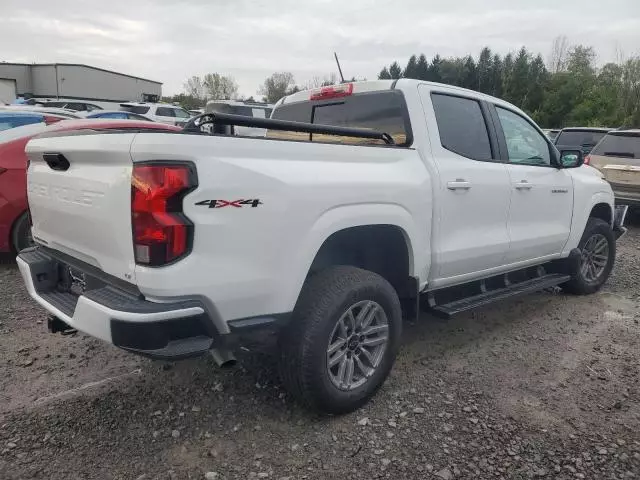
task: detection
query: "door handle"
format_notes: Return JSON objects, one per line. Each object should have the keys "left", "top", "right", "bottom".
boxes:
{"left": 447, "top": 179, "right": 472, "bottom": 190}
{"left": 514, "top": 180, "right": 532, "bottom": 190}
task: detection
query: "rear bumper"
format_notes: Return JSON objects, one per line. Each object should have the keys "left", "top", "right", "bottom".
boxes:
{"left": 17, "top": 246, "right": 219, "bottom": 359}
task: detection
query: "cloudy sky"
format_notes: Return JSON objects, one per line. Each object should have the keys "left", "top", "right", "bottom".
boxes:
{"left": 2, "top": 0, "right": 639, "bottom": 98}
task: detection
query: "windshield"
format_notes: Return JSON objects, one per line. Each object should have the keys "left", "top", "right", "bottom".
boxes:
{"left": 271, "top": 91, "right": 411, "bottom": 145}
{"left": 591, "top": 132, "right": 640, "bottom": 159}
{"left": 556, "top": 130, "right": 608, "bottom": 147}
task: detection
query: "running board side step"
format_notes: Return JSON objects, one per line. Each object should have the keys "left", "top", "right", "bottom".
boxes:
{"left": 428, "top": 273, "right": 571, "bottom": 318}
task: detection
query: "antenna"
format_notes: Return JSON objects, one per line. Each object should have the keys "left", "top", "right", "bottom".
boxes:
{"left": 334, "top": 52, "right": 345, "bottom": 83}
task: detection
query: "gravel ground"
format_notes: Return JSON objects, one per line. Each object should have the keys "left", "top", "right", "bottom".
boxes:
{"left": 1, "top": 221, "right": 639, "bottom": 480}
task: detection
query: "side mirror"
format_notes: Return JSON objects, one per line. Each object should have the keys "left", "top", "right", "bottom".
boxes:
{"left": 559, "top": 149, "right": 584, "bottom": 168}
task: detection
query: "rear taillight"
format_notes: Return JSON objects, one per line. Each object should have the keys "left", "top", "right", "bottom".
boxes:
{"left": 310, "top": 83, "right": 353, "bottom": 101}
{"left": 584, "top": 155, "right": 591, "bottom": 165}
{"left": 131, "top": 162, "right": 197, "bottom": 266}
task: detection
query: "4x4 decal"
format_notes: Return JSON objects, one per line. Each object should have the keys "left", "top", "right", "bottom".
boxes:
{"left": 195, "top": 199, "right": 262, "bottom": 208}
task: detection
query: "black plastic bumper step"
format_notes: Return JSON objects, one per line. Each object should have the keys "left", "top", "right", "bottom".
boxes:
{"left": 429, "top": 273, "right": 571, "bottom": 318}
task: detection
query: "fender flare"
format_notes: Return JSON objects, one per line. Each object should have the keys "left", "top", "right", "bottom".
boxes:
{"left": 562, "top": 191, "right": 613, "bottom": 255}
{"left": 278, "top": 203, "right": 425, "bottom": 312}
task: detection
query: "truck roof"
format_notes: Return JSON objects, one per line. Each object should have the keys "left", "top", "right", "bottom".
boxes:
{"left": 277, "top": 79, "right": 527, "bottom": 116}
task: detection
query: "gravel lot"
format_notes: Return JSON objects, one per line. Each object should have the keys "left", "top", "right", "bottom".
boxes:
{"left": 1, "top": 220, "right": 639, "bottom": 480}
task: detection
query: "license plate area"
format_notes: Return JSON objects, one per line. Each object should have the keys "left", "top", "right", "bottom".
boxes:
{"left": 56, "top": 264, "right": 87, "bottom": 296}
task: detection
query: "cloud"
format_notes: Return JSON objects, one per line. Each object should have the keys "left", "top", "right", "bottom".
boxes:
{"left": 1, "top": 0, "right": 639, "bottom": 97}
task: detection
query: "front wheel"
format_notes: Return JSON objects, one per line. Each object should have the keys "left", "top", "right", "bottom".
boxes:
{"left": 278, "top": 266, "right": 402, "bottom": 414}
{"left": 562, "top": 217, "right": 615, "bottom": 295}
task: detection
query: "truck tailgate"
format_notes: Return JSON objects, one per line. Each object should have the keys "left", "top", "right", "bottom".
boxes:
{"left": 25, "top": 133, "right": 137, "bottom": 282}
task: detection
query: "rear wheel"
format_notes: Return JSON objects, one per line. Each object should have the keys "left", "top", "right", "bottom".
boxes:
{"left": 562, "top": 217, "right": 615, "bottom": 294}
{"left": 11, "top": 212, "right": 33, "bottom": 253}
{"left": 278, "top": 266, "right": 402, "bottom": 414}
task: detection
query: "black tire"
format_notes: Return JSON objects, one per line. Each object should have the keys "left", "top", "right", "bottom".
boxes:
{"left": 562, "top": 217, "right": 615, "bottom": 295}
{"left": 278, "top": 266, "right": 402, "bottom": 414}
{"left": 11, "top": 212, "right": 33, "bottom": 253}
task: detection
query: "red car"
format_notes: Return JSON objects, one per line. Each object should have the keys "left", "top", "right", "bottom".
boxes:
{"left": 0, "top": 119, "right": 182, "bottom": 253}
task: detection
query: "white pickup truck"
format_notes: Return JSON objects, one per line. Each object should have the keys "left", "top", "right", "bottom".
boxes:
{"left": 18, "top": 80, "right": 627, "bottom": 413}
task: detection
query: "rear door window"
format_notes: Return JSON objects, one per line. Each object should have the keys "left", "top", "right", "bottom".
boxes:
{"left": 271, "top": 91, "right": 411, "bottom": 145}
{"left": 156, "top": 107, "right": 175, "bottom": 117}
{"left": 431, "top": 93, "right": 492, "bottom": 160}
{"left": 591, "top": 132, "right": 640, "bottom": 159}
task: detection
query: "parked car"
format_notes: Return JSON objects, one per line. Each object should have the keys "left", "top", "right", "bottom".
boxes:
{"left": 205, "top": 100, "right": 274, "bottom": 136}
{"left": 85, "top": 110, "right": 154, "bottom": 121}
{"left": 0, "top": 119, "right": 181, "bottom": 253}
{"left": 587, "top": 129, "right": 640, "bottom": 207}
{"left": 40, "top": 100, "right": 104, "bottom": 113}
{"left": 1, "top": 105, "right": 82, "bottom": 119}
{"left": 0, "top": 110, "right": 70, "bottom": 132}
{"left": 188, "top": 109, "right": 204, "bottom": 117}
{"left": 120, "top": 102, "right": 191, "bottom": 126}
{"left": 542, "top": 128, "right": 561, "bottom": 141}
{"left": 18, "top": 80, "right": 625, "bottom": 413}
{"left": 554, "top": 127, "right": 612, "bottom": 156}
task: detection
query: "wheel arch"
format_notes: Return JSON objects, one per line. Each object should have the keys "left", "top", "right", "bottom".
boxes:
{"left": 589, "top": 202, "right": 613, "bottom": 225}
{"left": 280, "top": 203, "right": 426, "bottom": 314}
{"left": 563, "top": 192, "right": 614, "bottom": 256}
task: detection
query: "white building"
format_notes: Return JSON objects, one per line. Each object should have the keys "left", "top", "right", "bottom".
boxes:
{"left": 0, "top": 63, "right": 162, "bottom": 104}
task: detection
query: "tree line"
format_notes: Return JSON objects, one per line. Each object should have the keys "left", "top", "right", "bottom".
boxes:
{"left": 163, "top": 37, "right": 639, "bottom": 128}
{"left": 162, "top": 71, "right": 347, "bottom": 109}
{"left": 163, "top": 72, "right": 357, "bottom": 110}
{"left": 377, "top": 38, "right": 640, "bottom": 128}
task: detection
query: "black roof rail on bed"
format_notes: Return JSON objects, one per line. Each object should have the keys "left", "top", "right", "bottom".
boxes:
{"left": 182, "top": 112, "right": 396, "bottom": 145}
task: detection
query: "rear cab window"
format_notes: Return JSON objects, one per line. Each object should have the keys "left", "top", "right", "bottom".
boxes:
{"left": 591, "top": 131, "right": 640, "bottom": 159}
{"left": 271, "top": 90, "right": 412, "bottom": 146}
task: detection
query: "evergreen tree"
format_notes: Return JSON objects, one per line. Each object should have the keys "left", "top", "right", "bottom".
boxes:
{"left": 372, "top": 43, "right": 640, "bottom": 128}
{"left": 378, "top": 67, "right": 391, "bottom": 80}
{"left": 404, "top": 55, "right": 419, "bottom": 79}
{"left": 388, "top": 62, "right": 403, "bottom": 79}
{"left": 416, "top": 54, "right": 429, "bottom": 80}
{"left": 477, "top": 47, "right": 493, "bottom": 94}
{"left": 427, "top": 55, "right": 443, "bottom": 82}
